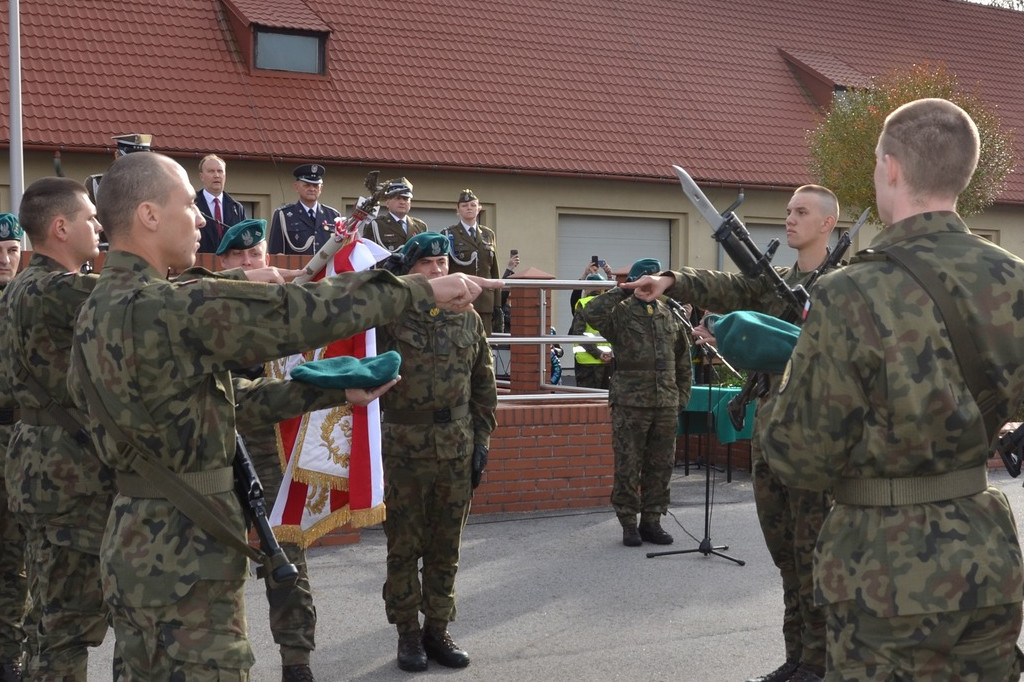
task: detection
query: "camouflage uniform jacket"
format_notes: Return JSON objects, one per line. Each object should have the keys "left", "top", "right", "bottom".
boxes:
{"left": 378, "top": 307, "right": 497, "bottom": 458}
{"left": 583, "top": 288, "right": 691, "bottom": 409}
{"left": 442, "top": 223, "right": 500, "bottom": 315}
{"left": 362, "top": 213, "right": 427, "bottom": 253}
{"left": 0, "top": 282, "right": 17, "bottom": 498}
{"left": 67, "top": 250, "right": 436, "bottom": 607}
{"left": 0, "top": 254, "right": 114, "bottom": 528}
{"left": 763, "top": 211, "right": 1024, "bottom": 618}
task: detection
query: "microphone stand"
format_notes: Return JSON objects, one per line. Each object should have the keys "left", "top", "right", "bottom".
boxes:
{"left": 648, "top": 298, "right": 745, "bottom": 566}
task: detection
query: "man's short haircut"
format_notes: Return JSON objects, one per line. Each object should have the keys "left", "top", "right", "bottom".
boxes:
{"left": 879, "top": 98, "right": 979, "bottom": 199}
{"left": 794, "top": 184, "right": 840, "bottom": 219}
{"left": 97, "top": 152, "right": 178, "bottom": 240}
{"left": 18, "top": 177, "right": 89, "bottom": 244}
{"left": 199, "top": 154, "right": 225, "bottom": 172}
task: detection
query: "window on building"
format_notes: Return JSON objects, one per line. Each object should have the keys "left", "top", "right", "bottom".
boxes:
{"left": 255, "top": 29, "right": 325, "bottom": 74}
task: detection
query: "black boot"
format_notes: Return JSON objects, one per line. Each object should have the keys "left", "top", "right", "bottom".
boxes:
{"left": 281, "top": 663, "right": 316, "bottom": 682}
{"left": 638, "top": 520, "right": 673, "bottom": 545}
{"left": 422, "top": 627, "right": 470, "bottom": 668}
{"left": 745, "top": 659, "right": 801, "bottom": 682}
{"left": 397, "top": 630, "right": 428, "bottom": 672}
{"left": 622, "top": 523, "right": 642, "bottom": 546}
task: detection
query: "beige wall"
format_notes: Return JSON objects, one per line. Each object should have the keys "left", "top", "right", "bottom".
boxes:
{"left": 8, "top": 149, "right": 1024, "bottom": 273}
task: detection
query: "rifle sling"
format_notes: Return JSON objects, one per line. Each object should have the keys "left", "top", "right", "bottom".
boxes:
{"left": 14, "top": 364, "right": 89, "bottom": 443}
{"left": 880, "top": 243, "right": 1000, "bottom": 444}
{"left": 71, "top": 342, "right": 265, "bottom": 566}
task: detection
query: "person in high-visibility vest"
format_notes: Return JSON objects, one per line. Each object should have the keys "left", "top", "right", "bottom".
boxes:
{"left": 569, "top": 274, "right": 613, "bottom": 389}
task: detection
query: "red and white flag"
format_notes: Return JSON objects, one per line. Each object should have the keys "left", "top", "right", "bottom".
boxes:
{"left": 268, "top": 237, "right": 391, "bottom": 547}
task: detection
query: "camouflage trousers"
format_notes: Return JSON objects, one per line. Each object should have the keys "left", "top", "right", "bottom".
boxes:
{"left": 752, "top": 436, "right": 830, "bottom": 669}
{"left": 0, "top": 475, "right": 27, "bottom": 665}
{"left": 382, "top": 454, "right": 472, "bottom": 633}
{"left": 22, "top": 496, "right": 116, "bottom": 681}
{"left": 110, "top": 577, "right": 253, "bottom": 681}
{"left": 825, "top": 600, "right": 1024, "bottom": 681}
{"left": 610, "top": 406, "right": 677, "bottom": 518}
{"left": 248, "top": 423, "right": 316, "bottom": 665}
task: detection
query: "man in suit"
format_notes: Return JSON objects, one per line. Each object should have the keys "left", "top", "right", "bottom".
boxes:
{"left": 268, "top": 164, "right": 341, "bottom": 255}
{"left": 442, "top": 189, "right": 500, "bottom": 333}
{"left": 362, "top": 177, "right": 427, "bottom": 253}
{"left": 195, "top": 154, "right": 247, "bottom": 253}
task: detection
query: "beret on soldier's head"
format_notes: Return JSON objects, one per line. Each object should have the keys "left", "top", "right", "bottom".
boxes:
{"left": 457, "top": 188, "right": 478, "bottom": 204}
{"left": 0, "top": 214, "right": 23, "bottom": 242}
{"left": 294, "top": 163, "right": 325, "bottom": 185}
{"left": 289, "top": 351, "right": 402, "bottom": 389}
{"left": 627, "top": 258, "right": 661, "bottom": 283}
{"left": 216, "top": 218, "right": 267, "bottom": 255}
{"left": 585, "top": 273, "right": 605, "bottom": 282}
{"left": 706, "top": 310, "right": 800, "bottom": 374}
{"left": 384, "top": 177, "right": 413, "bottom": 199}
{"left": 401, "top": 231, "right": 450, "bottom": 260}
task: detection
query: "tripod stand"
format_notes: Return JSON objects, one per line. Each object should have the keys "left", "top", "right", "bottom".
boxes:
{"left": 647, "top": 310, "right": 745, "bottom": 565}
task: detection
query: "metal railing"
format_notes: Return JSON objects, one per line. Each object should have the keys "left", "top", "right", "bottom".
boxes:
{"left": 491, "top": 278, "right": 618, "bottom": 402}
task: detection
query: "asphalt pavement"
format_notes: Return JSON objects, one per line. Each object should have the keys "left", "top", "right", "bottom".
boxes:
{"left": 86, "top": 465, "right": 1024, "bottom": 681}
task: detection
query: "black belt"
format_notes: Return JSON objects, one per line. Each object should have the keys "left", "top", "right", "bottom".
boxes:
{"left": 615, "top": 359, "right": 668, "bottom": 371}
{"left": 0, "top": 407, "right": 19, "bottom": 425}
{"left": 383, "top": 403, "right": 470, "bottom": 425}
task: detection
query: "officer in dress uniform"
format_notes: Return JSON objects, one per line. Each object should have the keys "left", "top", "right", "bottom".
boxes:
{"left": 442, "top": 190, "right": 500, "bottom": 333}
{"left": 362, "top": 178, "right": 427, "bottom": 253}
{"left": 268, "top": 164, "right": 341, "bottom": 255}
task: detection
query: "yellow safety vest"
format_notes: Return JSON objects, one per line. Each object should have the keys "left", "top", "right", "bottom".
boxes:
{"left": 573, "top": 295, "right": 611, "bottom": 365}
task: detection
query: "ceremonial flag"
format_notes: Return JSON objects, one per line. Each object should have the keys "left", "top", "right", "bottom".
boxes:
{"left": 268, "top": 237, "right": 391, "bottom": 547}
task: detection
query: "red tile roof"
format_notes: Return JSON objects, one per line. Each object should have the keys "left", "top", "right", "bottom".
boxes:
{"left": 4, "top": 0, "right": 1024, "bottom": 199}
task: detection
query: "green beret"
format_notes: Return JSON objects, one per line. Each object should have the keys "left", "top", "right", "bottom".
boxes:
{"left": 0, "top": 214, "right": 23, "bottom": 242}
{"left": 215, "top": 219, "right": 267, "bottom": 255}
{"left": 401, "top": 231, "right": 450, "bottom": 260}
{"left": 289, "top": 351, "right": 402, "bottom": 389}
{"left": 707, "top": 311, "right": 800, "bottom": 374}
{"left": 627, "top": 258, "right": 661, "bottom": 282}
{"left": 585, "top": 273, "right": 606, "bottom": 282}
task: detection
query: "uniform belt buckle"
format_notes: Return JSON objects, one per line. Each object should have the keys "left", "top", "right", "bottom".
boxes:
{"left": 433, "top": 407, "right": 451, "bottom": 423}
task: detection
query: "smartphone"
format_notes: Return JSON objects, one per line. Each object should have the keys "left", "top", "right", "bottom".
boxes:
{"left": 598, "top": 259, "right": 606, "bottom": 267}
{"left": 591, "top": 255, "right": 599, "bottom": 264}
{"left": 510, "top": 249, "right": 519, "bottom": 256}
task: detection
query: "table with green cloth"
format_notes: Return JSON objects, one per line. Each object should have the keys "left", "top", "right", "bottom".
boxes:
{"left": 677, "top": 384, "right": 756, "bottom": 481}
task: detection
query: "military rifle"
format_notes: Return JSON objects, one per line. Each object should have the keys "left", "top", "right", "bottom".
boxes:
{"left": 672, "top": 165, "right": 869, "bottom": 429}
{"left": 993, "top": 421, "right": 1024, "bottom": 477}
{"left": 234, "top": 432, "right": 300, "bottom": 589}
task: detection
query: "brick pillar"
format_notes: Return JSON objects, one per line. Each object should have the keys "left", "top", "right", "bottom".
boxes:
{"left": 508, "top": 268, "right": 555, "bottom": 394}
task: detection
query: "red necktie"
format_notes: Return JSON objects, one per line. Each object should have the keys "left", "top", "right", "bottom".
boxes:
{"left": 213, "top": 197, "right": 223, "bottom": 234}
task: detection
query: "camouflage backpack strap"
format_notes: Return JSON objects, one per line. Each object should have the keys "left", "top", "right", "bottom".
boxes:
{"left": 71, "top": 341, "right": 266, "bottom": 566}
{"left": 14, "top": 362, "right": 90, "bottom": 445}
{"left": 881, "top": 243, "right": 1001, "bottom": 444}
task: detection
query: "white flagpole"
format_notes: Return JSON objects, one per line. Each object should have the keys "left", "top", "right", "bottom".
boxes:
{"left": 9, "top": 0, "right": 24, "bottom": 218}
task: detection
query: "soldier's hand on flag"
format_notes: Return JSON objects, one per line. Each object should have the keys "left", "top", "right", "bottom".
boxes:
{"left": 243, "top": 266, "right": 306, "bottom": 284}
{"left": 345, "top": 377, "right": 401, "bottom": 406}
{"left": 621, "top": 273, "right": 673, "bottom": 301}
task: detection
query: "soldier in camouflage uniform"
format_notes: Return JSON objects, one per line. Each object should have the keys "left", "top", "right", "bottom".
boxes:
{"left": 624, "top": 186, "right": 841, "bottom": 682}
{"left": 377, "top": 232, "right": 497, "bottom": 673}
{"left": 217, "top": 220, "right": 320, "bottom": 682}
{"left": 583, "top": 258, "right": 692, "bottom": 547}
{"left": 0, "top": 214, "right": 27, "bottom": 682}
{"left": 443, "top": 189, "right": 501, "bottom": 333}
{"left": 65, "top": 152, "right": 494, "bottom": 680}
{"left": 362, "top": 178, "right": 427, "bottom": 253}
{"left": 763, "top": 98, "right": 1024, "bottom": 681}
{"left": 0, "top": 180, "right": 119, "bottom": 681}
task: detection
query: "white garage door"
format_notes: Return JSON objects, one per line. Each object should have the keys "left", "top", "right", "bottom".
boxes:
{"left": 555, "top": 214, "right": 671, "bottom": 367}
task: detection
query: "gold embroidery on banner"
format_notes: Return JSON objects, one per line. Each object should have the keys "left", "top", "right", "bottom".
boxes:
{"left": 305, "top": 484, "right": 330, "bottom": 516}
{"left": 320, "top": 404, "right": 354, "bottom": 469}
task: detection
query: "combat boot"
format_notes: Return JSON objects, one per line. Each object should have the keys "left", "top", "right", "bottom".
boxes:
{"left": 745, "top": 659, "right": 800, "bottom": 682}
{"left": 619, "top": 514, "right": 641, "bottom": 547}
{"left": 422, "top": 626, "right": 470, "bottom": 668}
{"left": 789, "top": 663, "right": 824, "bottom": 682}
{"left": 0, "top": 659, "right": 22, "bottom": 682}
{"left": 397, "top": 630, "right": 427, "bottom": 672}
{"left": 281, "top": 663, "right": 316, "bottom": 681}
{"left": 638, "top": 519, "right": 673, "bottom": 545}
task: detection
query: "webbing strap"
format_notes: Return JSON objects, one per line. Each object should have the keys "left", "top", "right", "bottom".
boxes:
{"left": 117, "top": 467, "right": 234, "bottom": 498}
{"left": 834, "top": 465, "right": 988, "bottom": 506}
